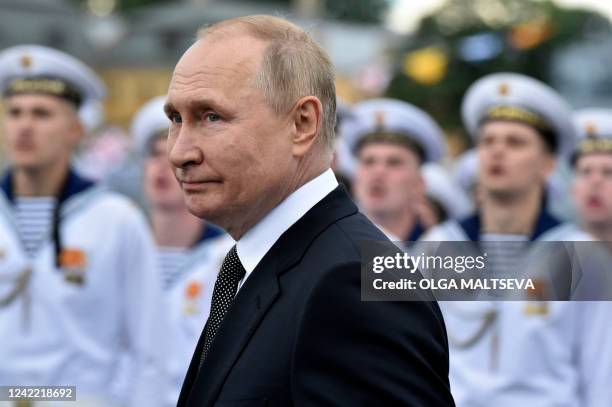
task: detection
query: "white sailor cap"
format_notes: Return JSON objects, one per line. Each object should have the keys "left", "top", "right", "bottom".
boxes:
{"left": 130, "top": 96, "right": 169, "bottom": 156}
{"left": 335, "top": 98, "right": 354, "bottom": 130}
{"left": 0, "top": 45, "right": 106, "bottom": 127}
{"left": 571, "top": 108, "right": 612, "bottom": 161}
{"left": 333, "top": 99, "right": 357, "bottom": 178}
{"left": 422, "top": 163, "right": 474, "bottom": 220}
{"left": 462, "top": 72, "right": 575, "bottom": 157}
{"left": 340, "top": 98, "right": 446, "bottom": 163}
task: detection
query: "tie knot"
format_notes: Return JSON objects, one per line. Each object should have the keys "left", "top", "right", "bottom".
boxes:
{"left": 220, "top": 245, "right": 246, "bottom": 283}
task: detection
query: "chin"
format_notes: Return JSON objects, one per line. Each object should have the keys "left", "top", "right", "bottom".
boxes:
{"left": 11, "top": 160, "right": 45, "bottom": 172}
{"left": 185, "top": 201, "right": 222, "bottom": 223}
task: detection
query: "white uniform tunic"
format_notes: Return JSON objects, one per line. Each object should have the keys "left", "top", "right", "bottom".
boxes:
{"left": 160, "top": 228, "right": 232, "bottom": 407}
{"left": 422, "top": 212, "right": 612, "bottom": 407}
{"left": 0, "top": 170, "right": 168, "bottom": 407}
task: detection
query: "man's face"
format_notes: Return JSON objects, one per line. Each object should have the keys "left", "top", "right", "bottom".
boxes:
{"left": 144, "top": 134, "right": 185, "bottom": 211}
{"left": 165, "top": 35, "right": 295, "bottom": 231}
{"left": 353, "top": 142, "right": 423, "bottom": 218}
{"left": 3, "top": 94, "right": 80, "bottom": 171}
{"left": 477, "top": 121, "right": 554, "bottom": 197}
{"left": 572, "top": 154, "right": 612, "bottom": 226}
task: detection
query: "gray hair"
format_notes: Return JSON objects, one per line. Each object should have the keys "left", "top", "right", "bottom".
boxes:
{"left": 198, "top": 15, "right": 337, "bottom": 152}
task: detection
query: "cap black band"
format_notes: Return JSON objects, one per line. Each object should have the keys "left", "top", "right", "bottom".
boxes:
{"left": 480, "top": 105, "right": 557, "bottom": 153}
{"left": 355, "top": 132, "right": 426, "bottom": 164}
{"left": 572, "top": 137, "right": 612, "bottom": 165}
{"left": 4, "top": 77, "right": 82, "bottom": 107}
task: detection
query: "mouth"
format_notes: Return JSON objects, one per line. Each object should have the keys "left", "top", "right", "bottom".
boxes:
{"left": 587, "top": 196, "right": 603, "bottom": 208}
{"left": 154, "top": 177, "right": 170, "bottom": 188}
{"left": 180, "top": 180, "right": 222, "bottom": 192}
{"left": 368, "top": 185, "right": 387, "bottom": 199}
{"left": 488, "top": 165, "right": 505, "bottom": 176}
{"left": 14, "top": 140, "right": 35, "bottom": 152}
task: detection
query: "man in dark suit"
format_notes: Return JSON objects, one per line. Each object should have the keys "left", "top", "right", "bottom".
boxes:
{"left": 165, "top": 14, "right": 454, "bottom": 406}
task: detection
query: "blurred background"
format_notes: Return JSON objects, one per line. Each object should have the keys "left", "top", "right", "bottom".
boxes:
{"left": 0, "top": 0, "right": 611, "bottom": 162}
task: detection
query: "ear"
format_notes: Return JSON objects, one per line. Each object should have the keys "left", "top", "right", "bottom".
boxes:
{"left": 291, "top": 96, "right": 323, "bottom": 157}
{"left": 540, "top": 151, "right": 556, "bottom": 180}
{"left": 63, "top": 103, "right": 85, "bottom": 149}
{"left": 415, "top": 172, "right": 425, "bottom": 194}
{"left": 69, "top": 117, "right": 85, "bottom": 148}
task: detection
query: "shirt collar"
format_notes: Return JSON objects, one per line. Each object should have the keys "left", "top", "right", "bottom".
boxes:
{"left": 236, "top": 168, "right": 338, "bottom": 274}
{"left": 458, "top": 206, "right": 560, "bottom": 242}
{"left": 0, "top": 167, "right": 94, "bottom": 205}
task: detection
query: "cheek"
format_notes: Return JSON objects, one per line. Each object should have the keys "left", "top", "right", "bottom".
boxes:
{"left": 572, "top": 181, "right": 588, "bottom": 205}
{"left": 510, "top": 151, "right": 540, "bottom": 178}
{"left": 352, "top": 171, "right": 370, "bottom": 199}
{"left": 604, "top": 181, "right": 612, "bottom": 206}
{"left": 40, "top": 121, "right": 71, "bottom": 151}
{"left": 143, "top": 163, "right": 156, "bottom": 184}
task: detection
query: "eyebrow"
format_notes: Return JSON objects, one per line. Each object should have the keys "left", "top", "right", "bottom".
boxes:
{"left": 163, "top": 102, "right": 175, "bottom": 117}
{"left": 164, "top": 97, "right": 230, "bottom": 116}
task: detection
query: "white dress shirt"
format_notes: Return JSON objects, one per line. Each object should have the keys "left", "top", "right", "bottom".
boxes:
{"left": 236, "top": 168, "right": 338, "bottom": 289}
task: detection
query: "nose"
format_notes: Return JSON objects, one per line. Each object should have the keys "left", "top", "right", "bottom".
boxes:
{"left": 168, "top": 126, "right": 204, "bottom": 170}
{"left": 590, "top": 169, "right": 605, "bottom": 187}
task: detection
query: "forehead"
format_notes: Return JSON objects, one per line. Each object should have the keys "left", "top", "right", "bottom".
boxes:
{"left": 478, "top": 120, "right": 541, "bottom": 138}
{"left": 575, "top": 153, "right": 612, "bottom": 168}
{"left": 167, "top": 35, "right": 267, "bottom": 105}
{"left": 358, "top": 142, "right": 419, "bottom": 161}
{"left": 4, "top": 93, "right": 72, "bottom": 111}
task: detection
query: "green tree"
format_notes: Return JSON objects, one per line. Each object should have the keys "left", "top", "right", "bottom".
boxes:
{"left": 385, "top": 0, "right": 608, "bottom": 141}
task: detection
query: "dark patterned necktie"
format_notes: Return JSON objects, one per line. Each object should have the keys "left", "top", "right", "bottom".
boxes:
{"left": 199, "top": 245, "right": 246, "bottom": 369}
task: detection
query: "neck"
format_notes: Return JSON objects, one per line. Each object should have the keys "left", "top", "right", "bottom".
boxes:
{"left": 13, "top": 163, "right": 69, "bottom": 197}
{"left": 371, "top": 209, "right": 416, "bottom": 241}
{"left": 481, "top": 185, "right": 543, "bottom": 235}
{"left": 582, "top": 221, "right": 612, "bottom": 242}
{"left": 151, "top": 208, "right": 204, "bottom": 248}
{"left": 228, "top": 161, "right": 329, "bottom": 240}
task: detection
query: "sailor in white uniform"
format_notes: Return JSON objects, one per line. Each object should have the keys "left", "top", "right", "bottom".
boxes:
{"left": 340, "top": 98, "right": 448, "bottom": 244}
{"left": 0, "top": 45, "right": 168, "bottom": 407}
{"left": 422, "top": 73, "right": 612, "bottom": 407}
{"left": 132, "top": 96, "right": 232, "bottom": 406}
{"left": 542, "top": 108, "right": 612, "bottom": 241}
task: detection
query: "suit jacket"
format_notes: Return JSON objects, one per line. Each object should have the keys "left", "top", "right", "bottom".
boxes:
{"left": 177, "top": 186, "right": 454, "bottom": 406}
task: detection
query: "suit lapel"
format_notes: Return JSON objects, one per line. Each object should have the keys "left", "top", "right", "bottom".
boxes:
{"left": 180, "top": 186, "right": 358, "bottom": 406}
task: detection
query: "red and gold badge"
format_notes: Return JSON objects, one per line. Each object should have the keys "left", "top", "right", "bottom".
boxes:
{"left": 183, "top": 280, "right": 203, "bottom": 315}
{"left": 60, "top": 248, "right": 87, "bottom": 285}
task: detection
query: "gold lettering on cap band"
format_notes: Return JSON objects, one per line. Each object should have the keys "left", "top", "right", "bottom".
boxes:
{"left": 577, "top": 138, "right": 612, "bottom": 155}
{"left": 485, "top": 105, "right": 552, "bottom": 131}
{"left": 4, "top": 78, "right": 82, "bottom": 106}
{"left": 7, "top": 79, "right": 67, "bottom": 96}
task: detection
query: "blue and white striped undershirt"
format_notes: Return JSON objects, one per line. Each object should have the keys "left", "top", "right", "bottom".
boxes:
{"left": 14, "top": 196, "right": 56, "bottom": 258}
{"left": 158, "top": 247, "right": 190, "bottom": 290}
{"left": 481, "top": 234, "right": 529, "bottom": 278}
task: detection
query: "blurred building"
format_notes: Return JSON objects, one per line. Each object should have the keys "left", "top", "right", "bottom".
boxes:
{"left": 0, "top": 0, "right": 398, "bottom": 129}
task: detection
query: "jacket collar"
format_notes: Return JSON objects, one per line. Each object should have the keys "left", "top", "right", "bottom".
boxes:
{"left": 179, "top": 185, "right": 358, "bottom": 406}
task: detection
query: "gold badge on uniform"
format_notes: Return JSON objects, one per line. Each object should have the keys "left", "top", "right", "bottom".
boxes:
{"left": 183, "top": 281, "right": 203, "bottom": 315}
{"left": 60, "top": 248, "right": 87, "bottom": 285}
{"left": 585, "top": 121, "right": 597, "bottom": 137}
{"left": 524, "top": 278, "right": 549, "bottom": 315}
{"left": 20, "top": 54, "right": 32, "bottom": 69}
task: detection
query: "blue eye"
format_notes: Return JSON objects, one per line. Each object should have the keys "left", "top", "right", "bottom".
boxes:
{"left": 205, "top": 113, "right": 220, "bottom": 122}
{"left": 169, "top": 112, "right": 182, "bottom": 124}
